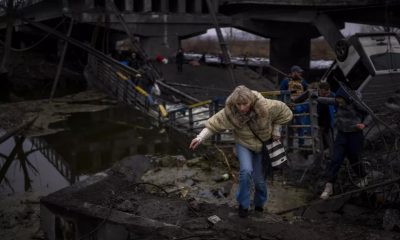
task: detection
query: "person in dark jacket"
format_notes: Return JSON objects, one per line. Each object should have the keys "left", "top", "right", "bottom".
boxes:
{"left": 176, "top": 48, "right": 184, "bottom": 73}
{"left": 318, "top": 87, "right": 371, "bottom": 199}
{"left": 316, "top": 82, "right": 336, "bottom": 162}
{"left": 136, "top": 64, "right": 157, "bottom": 106}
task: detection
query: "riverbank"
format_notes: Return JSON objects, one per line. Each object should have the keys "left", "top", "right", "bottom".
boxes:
{"left": 182, "top": 38, "right": 336, "bottom": 60}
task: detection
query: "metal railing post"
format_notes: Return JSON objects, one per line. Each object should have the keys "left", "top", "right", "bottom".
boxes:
{"left": 309, "top": 98, "right": 320, "bottom": 155}
{"left": 188, "top": 108, "right": 193, "bottom": 131}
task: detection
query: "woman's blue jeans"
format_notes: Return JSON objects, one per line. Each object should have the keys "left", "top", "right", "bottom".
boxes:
{"left": 235, "top": 143, "right": 268, "bottom": 209}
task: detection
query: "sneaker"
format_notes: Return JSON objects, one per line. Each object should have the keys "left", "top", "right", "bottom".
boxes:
{"left": 356, "top": 177, "right": 368, "bottom": 188}
{"left": 320, "top": 182, "right": 333, "bottom": 199}
{"left": 254, "top": 206, "right": 263, "bottom": 212}
{"left": 238, "top": 205, "right": 249, "bottom": 218}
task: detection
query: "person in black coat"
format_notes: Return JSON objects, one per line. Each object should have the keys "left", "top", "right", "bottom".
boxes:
{"left": 175, "top": 48, "right": 184, "bottom": 73}
{"left": 317, "top": 87, "right": 371, "bottom": 199}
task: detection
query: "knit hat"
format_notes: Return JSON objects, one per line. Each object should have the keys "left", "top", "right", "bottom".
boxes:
{"left": 290, "top": 65, "right": 304, "bottom": 73}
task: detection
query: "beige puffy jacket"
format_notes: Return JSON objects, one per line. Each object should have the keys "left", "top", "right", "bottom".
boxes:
{"left": 204, "top": 91, "right": 293, "bottom": 152}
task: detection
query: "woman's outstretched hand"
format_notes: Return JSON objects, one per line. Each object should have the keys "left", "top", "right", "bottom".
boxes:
{"left": 189, "top": 138, "right": 201, "bottom": 150}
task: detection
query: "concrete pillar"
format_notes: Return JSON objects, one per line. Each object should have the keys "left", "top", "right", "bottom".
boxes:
{"left": 132, "top": 0, "right": 152, "bottom": 13}
{"left": 194, "top": 0, "right": 202, "bottom": 13}
{"left": 125, "top": 0, "right": 133, "bottom": 11}
{"left": 204, "top": 0, "right": 219, "bottom": 13}
{"left": 143, "top": 0, "right": 152, "bottom": 12}
{"left": 185, "top": 0, "right": 200, "bottom": 13}
{"left": 270, "top": 36, "right": 311, "bottom": 78}
{"left": 214, "top": 0, "right": 220, "bottom": 12}
{"left": 160, "top": 0, "right": 167, "bottom": 12}
{"left": 178, "top": 0, "right": 186, "bottom": 13}
{"left": 140, "top": 36, "right": 179, "bottom": 59}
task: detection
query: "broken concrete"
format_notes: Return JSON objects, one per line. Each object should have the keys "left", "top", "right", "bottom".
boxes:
{"left": 40, "top": 155, "right": 400, "bottom": 240}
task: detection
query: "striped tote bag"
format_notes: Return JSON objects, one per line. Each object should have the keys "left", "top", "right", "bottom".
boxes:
{"left": 265, "top": 139, "right": 287, "bottom": 167}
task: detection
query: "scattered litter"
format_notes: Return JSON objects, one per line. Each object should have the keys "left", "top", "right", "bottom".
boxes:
{"left": 207, "top": 215, "right": 221, "bottom": 225}
{"left": 214, "top": 173, "right": 229, "bottom": 182}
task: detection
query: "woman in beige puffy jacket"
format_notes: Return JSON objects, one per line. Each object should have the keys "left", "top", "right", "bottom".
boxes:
{"left": 189, "top": 85, "right": 293, "bottom": 217}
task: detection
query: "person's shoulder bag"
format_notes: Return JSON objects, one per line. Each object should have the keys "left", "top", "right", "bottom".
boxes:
{"left": 247, "top": 123, "right": 288, "bottom": 178}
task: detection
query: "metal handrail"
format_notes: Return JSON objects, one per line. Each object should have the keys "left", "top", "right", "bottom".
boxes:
{"left": 88, "top": 55, "right": 320, "bottom": 154}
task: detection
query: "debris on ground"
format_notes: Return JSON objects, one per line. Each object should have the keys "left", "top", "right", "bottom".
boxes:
{"left": 38, "top": 154, "right": 400, "bottom": 240}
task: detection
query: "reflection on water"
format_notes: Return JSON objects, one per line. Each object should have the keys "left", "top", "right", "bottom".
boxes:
{"left": 0, "top": 106, "right": 189, "bottom": 197}
{"left": 0, "top": 135, "right": 70, "bottom": 197}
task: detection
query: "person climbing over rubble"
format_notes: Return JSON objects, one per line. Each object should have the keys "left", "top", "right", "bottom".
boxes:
{"left": 189, "top": 85, "right": 293, "bottom": 217}
{"left": 317, "top": 87, "right": 372, "bottom": 199}
{"left": 280, "top": 65, "right": 308, "bottom": 146}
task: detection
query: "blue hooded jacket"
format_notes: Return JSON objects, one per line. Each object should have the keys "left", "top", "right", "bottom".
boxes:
{"left": 335, "top": 87, "right": 352, "bottom": 104}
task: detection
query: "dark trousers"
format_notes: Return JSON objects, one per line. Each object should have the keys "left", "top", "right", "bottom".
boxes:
{"left": 326, "top": 131, "right": 366, "bottom": 183}
{"left": 319, "top": 126, "right": 334, "bottom": 162}
{"left": 177, "top": 64, "right": 183, "bottom": 72}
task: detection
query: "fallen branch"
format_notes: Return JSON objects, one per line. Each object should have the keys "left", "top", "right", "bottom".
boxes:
{"left": 214, "top": 144, "right": 237, "bottom": 182}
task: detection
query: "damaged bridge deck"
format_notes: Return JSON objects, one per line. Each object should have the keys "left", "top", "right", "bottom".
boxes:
{"left": 40, "top": 156, "right": 400, "bottom": 240}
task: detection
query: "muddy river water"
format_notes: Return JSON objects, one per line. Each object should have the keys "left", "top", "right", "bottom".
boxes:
{"left": 0, "top": 105, "right": 189, "bottom": 197}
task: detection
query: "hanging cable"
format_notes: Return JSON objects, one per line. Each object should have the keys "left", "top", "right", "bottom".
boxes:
{"left": 20, "top": 15, "right": 141, "bottom": 75}
{"left": 0, "top": 17, "right": 66, "bottom": 52}
{"left": 49, "top": 18, "right": 74, "bottom": 101}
